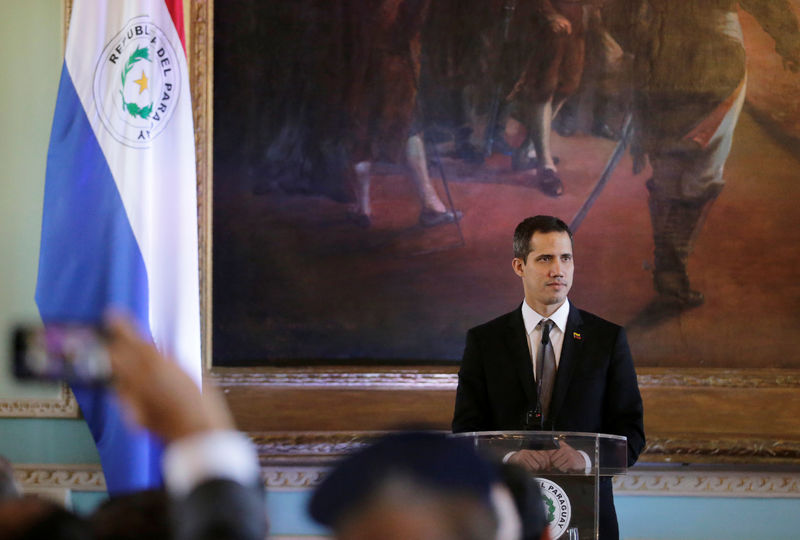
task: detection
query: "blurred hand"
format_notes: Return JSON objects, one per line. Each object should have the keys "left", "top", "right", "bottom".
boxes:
{"left": 507, "top": 450, "right": 551, "bottom": 472}
{"left": 548, "top": 14, "right": 572, "bottom": 35}
{"left": 549, "top": 443, "right": 586, "bottom": 472}
{"left": 105, "top": 314, "right": 233, "bottom": 442}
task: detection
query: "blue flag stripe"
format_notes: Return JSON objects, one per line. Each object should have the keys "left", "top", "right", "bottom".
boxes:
{"left": 36, "top": 61, "right": 163, "bottom": 493}
{"left": 37, "top": 63, "right": 149, "bottom": 324}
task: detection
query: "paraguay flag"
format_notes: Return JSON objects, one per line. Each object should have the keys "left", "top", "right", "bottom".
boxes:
{"left": 35, "top": 0, "right": 200, "bottom": 494}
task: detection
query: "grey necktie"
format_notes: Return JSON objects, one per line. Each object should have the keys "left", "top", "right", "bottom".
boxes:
{"left": 536, "top": 319, "right": 556, "bottom": 423}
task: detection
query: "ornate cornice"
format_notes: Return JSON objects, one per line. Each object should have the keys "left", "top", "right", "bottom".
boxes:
{"left": 0, "top": 384, "right": 80, "bottom": 418}
{"left": 259, "top": 461, "right": 800, "bottom": 498}
{"left": 637, "top": 369, "right": 800, "bottom": 389}
{"left": 3, "top": 369, "right": 794, "bottom": 418}
{"left": 14, "top": 464, "right": 105, "bottom": 492}
{"left": 645, "top": 437, "right": 800, "bottom": 462}
{"left": 213, "top": 367, "right": 458, "bottom": 389}
{"left": 13, "top": 461, "right": 799, "bottom": 498}
{"left": 613, "top": 469, "right": 800, "bottom": 498}
{"left": 251, "top": 431, "right": 800, "bottom": 464}
{"left": 263, "top": 467, "right": 327, "bottom": 490}
{"left": 252, "top": 432, "right": 376, "bottom": 460}
{"left": 214, "top": 367, "right": 800, "bottom": 390}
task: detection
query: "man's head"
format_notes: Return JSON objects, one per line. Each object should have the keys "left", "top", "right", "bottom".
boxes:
{"left": 512, "top": 216, "right": 574, "bottom": 317}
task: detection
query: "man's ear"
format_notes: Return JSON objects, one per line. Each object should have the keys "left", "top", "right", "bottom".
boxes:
{"left": 512, "top": 257, "right": 525, "bottom": 277}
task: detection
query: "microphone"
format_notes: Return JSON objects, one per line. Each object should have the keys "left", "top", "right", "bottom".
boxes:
{"left": 524, "top": 406, "right": 542, "bottom": 430}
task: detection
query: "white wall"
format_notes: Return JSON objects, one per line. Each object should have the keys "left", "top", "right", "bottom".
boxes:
{"left": 0, "top": 0, "right": 63, "bottom": 400}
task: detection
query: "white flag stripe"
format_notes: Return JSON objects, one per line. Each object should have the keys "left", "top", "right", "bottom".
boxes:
{"left": 65, "top": 0, "right": 200, "bottom": 383}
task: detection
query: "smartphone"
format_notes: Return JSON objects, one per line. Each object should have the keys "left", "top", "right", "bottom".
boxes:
{"left": 12, "top": 323, "right": 112, "bottom": 385}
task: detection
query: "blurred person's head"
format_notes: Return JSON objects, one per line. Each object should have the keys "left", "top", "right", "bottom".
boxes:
{"left": 309, "top": 431, "right": 519, "bottom": 540}
{"left": 0, "top": 496, "right": 91, "bottom": 540}
{"left": 331, "top": 476, "right": 495, "bottom": 540}
{"left": 499, "top": 463, "right": 549, "bottom": 540}
{"left": 0, "top": 455, "right": 21, "bottom": 500}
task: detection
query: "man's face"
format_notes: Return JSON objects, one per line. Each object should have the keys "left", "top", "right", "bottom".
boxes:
{"left": 512, "top": 231, "right": 573, "bottom": 316}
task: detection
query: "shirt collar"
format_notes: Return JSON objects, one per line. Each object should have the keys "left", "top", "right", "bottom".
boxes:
{"left": 521, "top": 298, "right": 570, "bottom": 336}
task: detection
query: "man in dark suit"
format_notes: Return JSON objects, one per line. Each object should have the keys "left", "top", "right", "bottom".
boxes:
{"left": 452, "top": 215, "right": 645, "bottom": 540}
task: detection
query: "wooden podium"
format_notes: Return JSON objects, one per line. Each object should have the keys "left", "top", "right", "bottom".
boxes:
{"left": 453, "top": 431, "right": 629, "bottom": 540}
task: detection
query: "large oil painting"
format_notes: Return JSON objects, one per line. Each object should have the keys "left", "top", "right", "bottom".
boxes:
{"left": 211, "top": 0, "right": 800, "bottom": 369}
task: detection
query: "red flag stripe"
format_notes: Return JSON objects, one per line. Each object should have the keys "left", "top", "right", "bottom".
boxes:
{"left": 164, "top": 0, "right": 186, "bottom": 51}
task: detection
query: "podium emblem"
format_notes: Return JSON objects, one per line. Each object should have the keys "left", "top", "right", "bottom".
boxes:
{"left": 536, "top": 478, "right": 572, "bottom": 539}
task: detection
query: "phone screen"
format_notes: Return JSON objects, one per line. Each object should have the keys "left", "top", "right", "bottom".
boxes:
{"left": 12, "top": 324, "right": 111, "bottom": 384}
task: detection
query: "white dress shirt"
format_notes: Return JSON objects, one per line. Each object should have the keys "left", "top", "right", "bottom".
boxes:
{"left": 509, "top": 298, "right": 591, "bottom": 472}
{"left": 521, "top": 298, "right": 570, "bottom": 379}
{"left": 163, "top": 430, "right": 261, "bottom": 497}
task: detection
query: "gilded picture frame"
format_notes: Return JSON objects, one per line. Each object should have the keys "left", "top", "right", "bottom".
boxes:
{"left": 190, "top": 0, "right": 800, "bottom": 464}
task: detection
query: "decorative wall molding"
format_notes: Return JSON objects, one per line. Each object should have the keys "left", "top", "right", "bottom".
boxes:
{"left": 613, "top": 469, "right": 800, "bottom": 498}
{"left": 260, "top": 461, "right": 800, "bottom": 498}
{"left": 263, "top": 467, "right": 327, "bottom": 490}
{"left": 0, "top": 384, "right": 80, "bottom": 418}
{"left": 15, "top": 461, "right": 798, "bottom": 498}
{"left": 218, "top": 368, "right": 800, "bottom": 465}
{"left": 213, "top": 367, "right": 458, "bottom": 389}
{"left": 250, "top": 433, "right": 799, "bottom": 463}
{"left": 637, "top": 369, "right": 800, "bottom": 389}
{"left": 252, "top": 430, "right": 800, "bottom": 466}
{"left": 252, "top": 432, "right": 375, "bottom": 460}
{"left": 14, "top": 464, "right": 105, "bottom": 492}
{"left": 645, "top": 437, "right": 800, "bottom": 462}
{"left": 214, "top": 367, "right": 800, "bottom": 390}
{"left": 3, "top": 369, "right": 793, "bottom": 419}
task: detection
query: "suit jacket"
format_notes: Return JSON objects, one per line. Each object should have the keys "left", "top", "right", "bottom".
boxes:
{"left": 452, "top": 303, "right": 645, "bottom": 540}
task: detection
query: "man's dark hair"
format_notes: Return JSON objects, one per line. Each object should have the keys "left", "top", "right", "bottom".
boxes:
{"left": 513, "top": 215, "right": 573, "bottom": 261}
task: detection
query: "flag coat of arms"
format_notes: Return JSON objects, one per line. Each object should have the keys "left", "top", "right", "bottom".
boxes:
{"left": 36, "top": 0, "right": 200, "bottom": 494}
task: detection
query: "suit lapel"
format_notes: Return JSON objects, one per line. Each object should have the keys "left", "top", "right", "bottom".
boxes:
{"left": 505, "top": 307, "right": 537, "bottom": 405}
{"left": 548, "top": 304, "right": 584, "bottom": 427}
